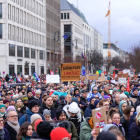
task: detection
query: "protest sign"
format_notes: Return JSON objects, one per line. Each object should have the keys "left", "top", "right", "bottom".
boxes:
{"left": 61, "top": 63, "right": 81, "bottom": 82}
{"left": 80, "top": 76, "right": 86, "bottom": 81}
{"left": 118, "top": 78, "right": 127, "bottom": 84}
{"left": 99, "top": 73, "right": 105, "bottom": 81}
{"left": 46, "top": 75, "right": 60, "bottom": 83}
{"left": 92, "top": 107, "right": 107, "bottom": 134}
{"left": 87, "top": 74, "right": 99, "bottom": 80}
{"left": 118, "top": 73, "right": 128, "bottom": 78}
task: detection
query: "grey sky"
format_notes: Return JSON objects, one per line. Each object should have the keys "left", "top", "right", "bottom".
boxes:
{"left": 67, "top": 0, "right": 140, "bottom": 51}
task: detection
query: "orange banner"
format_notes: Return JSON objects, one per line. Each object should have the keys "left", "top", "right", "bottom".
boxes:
{"left": 61, "top": 63, "right": 81, "bottom": 82}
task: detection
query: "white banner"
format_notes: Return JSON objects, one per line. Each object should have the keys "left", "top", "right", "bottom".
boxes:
{"left": 46, "top": 75, "right": 60, "bottom": 83}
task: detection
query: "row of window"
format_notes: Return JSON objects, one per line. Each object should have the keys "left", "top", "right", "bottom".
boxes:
{"left": 8, "top": 24, "right": 45, "bottom": 47}
{"left": 61, "top": 13, "right": 70, "bottom": 20}
{"left": 83, "top": 33, "right": 91, "bottom": 49}
{"left": 10, "top": 0, "right": 45, "bottom": 18}
{"left": 0, "top": 4, "right": 2, "bottom": 19}
{"left": 8, "top": 4, "right": 45, "bottom": 33}
{"left": 9, "top": 44, "right": 45, "bottom": 59}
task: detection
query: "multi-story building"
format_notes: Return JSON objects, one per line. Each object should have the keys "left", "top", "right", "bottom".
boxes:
{"left": 0, "top": 0, "right": 46, "bottom": 75}
{"left": 60, "top": 0, "right": 103, "bottom": 63}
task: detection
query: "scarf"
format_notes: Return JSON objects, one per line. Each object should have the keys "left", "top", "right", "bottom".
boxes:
{"left": 7, "top": 121, "right": 20, "bottom": 134}
{"left": 112, "top": 122, "right": 122, "bottom": 127}
{"left": 0, "top": 129, "right": 5, "bottom": 140}
{"left": 89, "top": 117, "right": 93, "bottom": 129}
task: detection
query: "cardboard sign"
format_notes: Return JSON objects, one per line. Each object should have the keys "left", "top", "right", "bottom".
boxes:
{"left": 87, "top": 74, "right": 99, "bottom": 80}
{"left": 80, "top": 76, "right": 86, "bottom": 81}
{"left": 118, "top": 78, "right": 127, "bottom": 84}
{"left": 46, "top": 75, "right": 60, "bottom": 83}
{"left": 92, "top": 107, "right": 107, "bottom": 134}
{"left": 61, "top": 63, "right": 81, "bottom": 82}
{"left": 118, "top": 73, "right": 128, "bottom": 78}
{"left": 130, "top": 97, "right": 137, "bottom": 104}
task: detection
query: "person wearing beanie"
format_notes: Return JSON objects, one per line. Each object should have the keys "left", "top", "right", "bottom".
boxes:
{"left": 130, "top": 87, "right": 139, "bottom": 99}
{"left": 71, "top": 97, "right": 79, "bottom": 105}
{"left": 6, "top": 105, "right": 16, "bottom": 113}
{"left": 27, "top": 90, "right": 35, "bottom": 102}
{"left": 94, "top": 100, "right": 100, "bottom": 108}
{"left": 50, "top": 127, "right": 71, "bottom": 140}
{"left": 3, "top": 100, "right": 10, "bottom": 108}
{"left": 119, "top": 100, "right": 128, "bottom": 117}
{"left": 43, "top": 109, "right": 52, "bottom": 121}
{"left": 120, "top": 93, "right": 127, "bottom": 102}
{"left": 34, "top": 119, "right": 43, "bottom": 132}
{"left": 56, "top": 95, "right": 66, "bottom": 110}
{"left": 0, "top": 104, "right": 6, "bottom": 116}
{"left": 113, "top": 88, "right": 118, "bottom": 94}
{"left": 73, "top": 88, "right": 79, "bottom": 96}
{"left": 34, "top": 89, "right": 42, "bottom": 105}
{"left": 84, "top": 97, "right": 96, "bottom": 118}
{"left": 36, "top": 121, "right": 53, "bottom": 140}
{"left": 80, "top": 90, "right": 88, "bottom": 112}
{"left": 63, "top": 102, "right": 83, "bottom": 135}
{"left": 19, "top": 100, "right": 45, "bottom": 126}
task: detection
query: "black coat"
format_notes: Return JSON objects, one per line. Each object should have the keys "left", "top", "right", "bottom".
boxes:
{"left": 39, "top": 103, "right": 56, "bottom": 119}
{"left": 120, "top": 116, "right": 130, "bottom": 140}
{"left": 134, "top": 96, "right": 140, "bottom": 110}
{"left": 110, "top": 101, "right": 119, "bottom": 109}
{"left": 130, "top": 122, "right": 140, "bottom": 140}
{"left": 80, "top": 96, "right": 87, "bottom": 104}
{"left": 5, "top": 123, "right": 17, "bottom": 140}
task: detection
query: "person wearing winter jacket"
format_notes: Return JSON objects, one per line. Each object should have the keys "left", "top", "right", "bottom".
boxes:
{"left": 130, "top": 106, "right": 140, "bottom": 140}
{"left": 130, "top": 87, "right": 139, "bottom": 99}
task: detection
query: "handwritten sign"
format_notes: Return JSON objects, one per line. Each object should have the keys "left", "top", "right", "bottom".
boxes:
{"left": 118, "top": 78, "right": 126, "bottom": 84}
{"left": 46, "top": 75, "right": 60, "bottom": 83}
{"left": 61, "top": 63, "right": 81, "bottom": 82}
{"left": 87, "top": 74, "right": 99, "bottom": 80}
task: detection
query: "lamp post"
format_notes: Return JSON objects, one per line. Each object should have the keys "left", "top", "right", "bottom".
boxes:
{"left": 84, "top": 44, "right": 88, "bottom": 67}
{"left": 54, "top": 31, "right": 60, "bottom": 74}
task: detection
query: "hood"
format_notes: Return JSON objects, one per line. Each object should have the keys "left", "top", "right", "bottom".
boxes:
{"left": 63, "top": 104, "right": 82, "bottom": 122}
{"left": 91, "top": 84, "right": 95, "bottom": 93}
{"left": 119, "top": 100, "right": 127, "bottom": 115}
{"left": 26, "top": 108, "right": 34, "bottom": 116}
{"left": 102, "top": 124, "right": 117, "bottom": 132}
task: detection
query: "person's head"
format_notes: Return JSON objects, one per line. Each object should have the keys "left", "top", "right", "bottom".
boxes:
{"left": 94, "top": 100, "right": 100, "bottom": 108}
{"left": 27, "top": 91, "right": 33, "bottom": 98}
{"left": 113, "top": 88, "right": 118, "bottom": 94}
{"left": 111, "top": 112, "right": 120, "bottom": 125}
{"left": 43, "top": 109, "right": 51, "bottom": 121}
{"left": 108, "top": 108, "right": 118, "bottom": 117}
{"left": 18, "top": 122, "right": 33, "bottom": 139}
{"left": 132, "top": 87, "right": 138, "bottom": 96}
{"left": 51, "top": 95, "right": 57, "bottom": 102}
{"left": 71, "top": 97, "right": 79, "bottom": 105}
{"left": 123, "top": 106, "right": 134, "bottom": 120}
{"left": 75, "top": 94, "right": 80, "bottom": 102}
{"left": 90, "top": 97, "right": 96, "bottom": 105}
{"left": 0, "top": 104, "right": 6, "bottom": 114}
{"left": 120, "top": 85, "right": 125, "bottom": 92}
{"left": 16, "top": 98, "right": 22, "bottom": 106}
{"left": 81, "top": 90, "right": 88, "bottom": 98}
{"left": 68, "top": 102, "right": 79, "bottom": 117}
{"left": 109, "top": 129, "right": 125, "bottom": 140}
{"left": 56, "top": 110, "right": 67, "bottom": 121}
{"left": 114, "top": 93, "right": 120, "bottom": 103}
{"left": 107, "top": 115, "right": 113, "bottom": 124}
{"left": 102, "top": 124, "right": 117, "bottom": 131}
{"left": 0, "top": 99, "right": 3, "bottom": 105}
{"left": 74, "top": 88, "right": 79, "bottom": 95}
{"left": 5, "top": 92, "right": 11, "bottom": 100}
{"left": 44, "top": 96, "right": 53, "bottom": 108}
{"left": 6, "top": 110, "right": 18, "bottom": 125}
{"left": 65, "top": 95, "right": 72, "bottom": 103}
{"left": 99, "top": 99, "right": 109, "bottom": 112}
{"left": 119, "top": 100, "right": 127, "bottom": 115}
{"left": 22, "top": 96, "right": 28, "bottom": 106}
{"left": 119, "top": 94, "right": 127, "bottom": 102}
{"left": 28, "top": 100, "right": 39, "bottom": 113}
{"left": 3, "top": 100, "right": 10, "bottom": 108}
{"left": 104, "top": 95, "right": 111, "bottom": 103}
{"left": 59, "top": 95, "right": 65, "bottom": 103}
{"left": 104, "top": 85, "right": 109, "bottom": 93}
{"left": 92, "top": 87, "right": 98, "bottom": 94}
{"left": 10, "top": 99, "right": 15, "bottom": 106}
{"left": 35, "top": 89, "right": 41, "bottom": 98}
{"left": 50, "top": 127, "right": 71, "bottom": 140}
{"left": 0, "top": 114, "right": 3, "bottom": 130}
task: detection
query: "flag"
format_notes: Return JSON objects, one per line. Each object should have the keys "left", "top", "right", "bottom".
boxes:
{"left": 81, "top": 53, "right": 84, "bottom": 59}
{"left": 105, "top": 10, "right": 110, "bottom": 17}
{"left": 115, "top": 41, "right": 117, "bottom": 44}
{"left": 62, "top": 34, "right": 71, "bottom": 40}
{"left": 126, "top": 77, "right": 130, "bottom": 92}
{"left": 33, "top": 72, "right": 40, "bottom": 82}
{"left": 82, "top": 70, "right": 86, "bottom": 76}
{"left": 113, "top": 71, "right": 115, "bottom": 79}
{"left": 82, "top": 65, "right": 86, "bottom": 71}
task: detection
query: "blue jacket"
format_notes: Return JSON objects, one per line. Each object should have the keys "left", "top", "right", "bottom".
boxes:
{"left": 85, "top": 104, "right": 95, "bottom": 118}
{"left": 19, "top": 109, "right": 45, "bottom": 126}
{"left": 4, "top": 128, "right": 11, "bottom": 140}
{"left": 130, "top": 122, "right": 140, "bottom": 140}
{"left": 129, "top": 112, "right": 137, "bottom": 129}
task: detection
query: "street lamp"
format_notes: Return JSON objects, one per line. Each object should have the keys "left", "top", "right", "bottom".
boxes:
{"left": 54, "top": 31, "right": 60, "bottom": 74}
{"left": 84, "top": 44, "right": 88, "bottom": 67}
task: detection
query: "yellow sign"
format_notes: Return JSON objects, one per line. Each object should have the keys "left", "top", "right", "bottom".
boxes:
{"left": 61, "top": 63, "right": 81, "bottom": 82}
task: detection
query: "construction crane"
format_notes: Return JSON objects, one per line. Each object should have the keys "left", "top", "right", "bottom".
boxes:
{"left": 106, "top": 2, "right": 111, "bottom": 64}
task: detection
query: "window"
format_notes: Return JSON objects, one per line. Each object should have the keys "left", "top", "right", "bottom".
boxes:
{"left": 17, "top": 46, "right": 23, "bottom": 57}
{"left": 31, "top": 66, "right": 35, "bottom": 75}
{"left": 61, "top": 13, "right": 63, "bottom": 19}
{"left": 40, "top": 50, "right": 43, "bottom": 59}
{"left": 0, "top": 4, "right": 2, "bottom": 18}
{"left": 31, "top": 48, "right": 35, "bottom": 58}
{"left": 0, "top": 24, "right": 2, "bottom": 39}
{"left": 67, "top": 13, "right": 69, "bottom": 19}
{"left": 41, "top": 66, "right": 44, "bottom": 74}
{"left": 9, "top": 65, "right": 14, "bottom": 75}
{"left": 9, "top": 44, "right": 15, "bottom": 56}
{"left": 24, "top": 47, "right": 29, "bottom": 58}
{"left": 64, "top": 13, "right": 66, "bottom": 19}
{"left": 17, "top": 65, "right": 22, "bottom": 75}
{"left": 51, "top": 53, "right": 53, "bottom": 61}
{"left": 47, "top": 52, "right": 49, "bottom": 61}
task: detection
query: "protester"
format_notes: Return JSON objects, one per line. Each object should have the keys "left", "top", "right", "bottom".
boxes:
{"left": 43, "top": 109, "right": 52, "bottom": 121}
{"left": 15, "top": 98, "right": 24, "bottom": 113}
{"left": 119, "top": 100, "right": 127, "bottom": 116}
{"left": 0, "top": 104, "right": 6, "bottom": 117}
{"left": 99, "top": 99, "right": 110, "bottom": 113}
{"left": 110, "top": 93, "right": 120, "bottom": 109}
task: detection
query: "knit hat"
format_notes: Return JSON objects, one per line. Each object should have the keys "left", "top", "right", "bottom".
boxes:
{"left": 68, "top": 102, "right": 79, "bottom": 114}
{"left": 136, "top": 106, "right": 140, "bottom": 115}
{"left": 90, "top": 96, "right": 96, "bottom": 103}
{"left": 75, "top": 94, "right": 80, "bottom": 98}
{"left": 56, "top": 110, "right": 66, "bottom": 120}
{"left": 119, "top": 100, "right": 127, "bottom": 115}
{"left": 22, "top": 96, "right": 28, "bottom": 102}
{"left": 3, "top": 100, "right": 10, "bottom": 104}
{"left": 0, "top": 104, "right": 6, "bottom": 109}
{"left": 120, "top": 93, "right": 127, "bottom": 101}
{"left": 113, "top": 88, "right": 118, "bottom": 93}
{"left": 102, "top": 124, "right": 117, "bottom": 132}
{"left": 6, "top": 106, "right": 16, "bottom": 113}
{"left": 37, "top": 121, "right": 53, "bottom": 139}
{"left": 124, "top": 91, "right": 129, "bottom": 96}
{"left": 104, "top": 95, "right": 110, "bottom": 100}
{"left": 94, "top": 100, "right": 100, "bottom": 108}
{"left": 132, "top": 87, "right": 138, "bottom": 92}
{"left": 28, "top": 100, "right": 39, "bottom": 111}
{"left": 35, "top": 119, "right": 43, "bottom": 131}
{"left": 35, "top": 89, "right": 41, "bottom": 94}
{"left": 97, "top": 131, "right": 117, "bottom": 140}
{"left": 27, "top": 90, "right": 32, "bottom": 94}
{"left": 43, "top": 109, "right": 51, "bottom": 116}
{"left": 50, "top": 127, "right": 71, "bottom": 140}
{"left": 30, "top": 114, "right": 42, "bottom": 124}
{"left": 71, "top": 97, "right": 79, "bottom": 105}
{"left": 92, "top": 86, "right": 98, "bottom": 91}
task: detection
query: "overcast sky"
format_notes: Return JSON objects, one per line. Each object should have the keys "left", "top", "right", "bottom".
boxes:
{"left": 67, "top": 0, "right": 140, "bottom": 51}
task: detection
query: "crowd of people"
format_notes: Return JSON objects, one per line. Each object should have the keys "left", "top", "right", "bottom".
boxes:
{"left": 0, "top": 75, "right": 140, "bottom": 140}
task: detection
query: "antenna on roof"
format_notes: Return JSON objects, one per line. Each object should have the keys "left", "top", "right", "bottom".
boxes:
{"left": 77, "top": 0, "right": 78, "bottom": 8}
